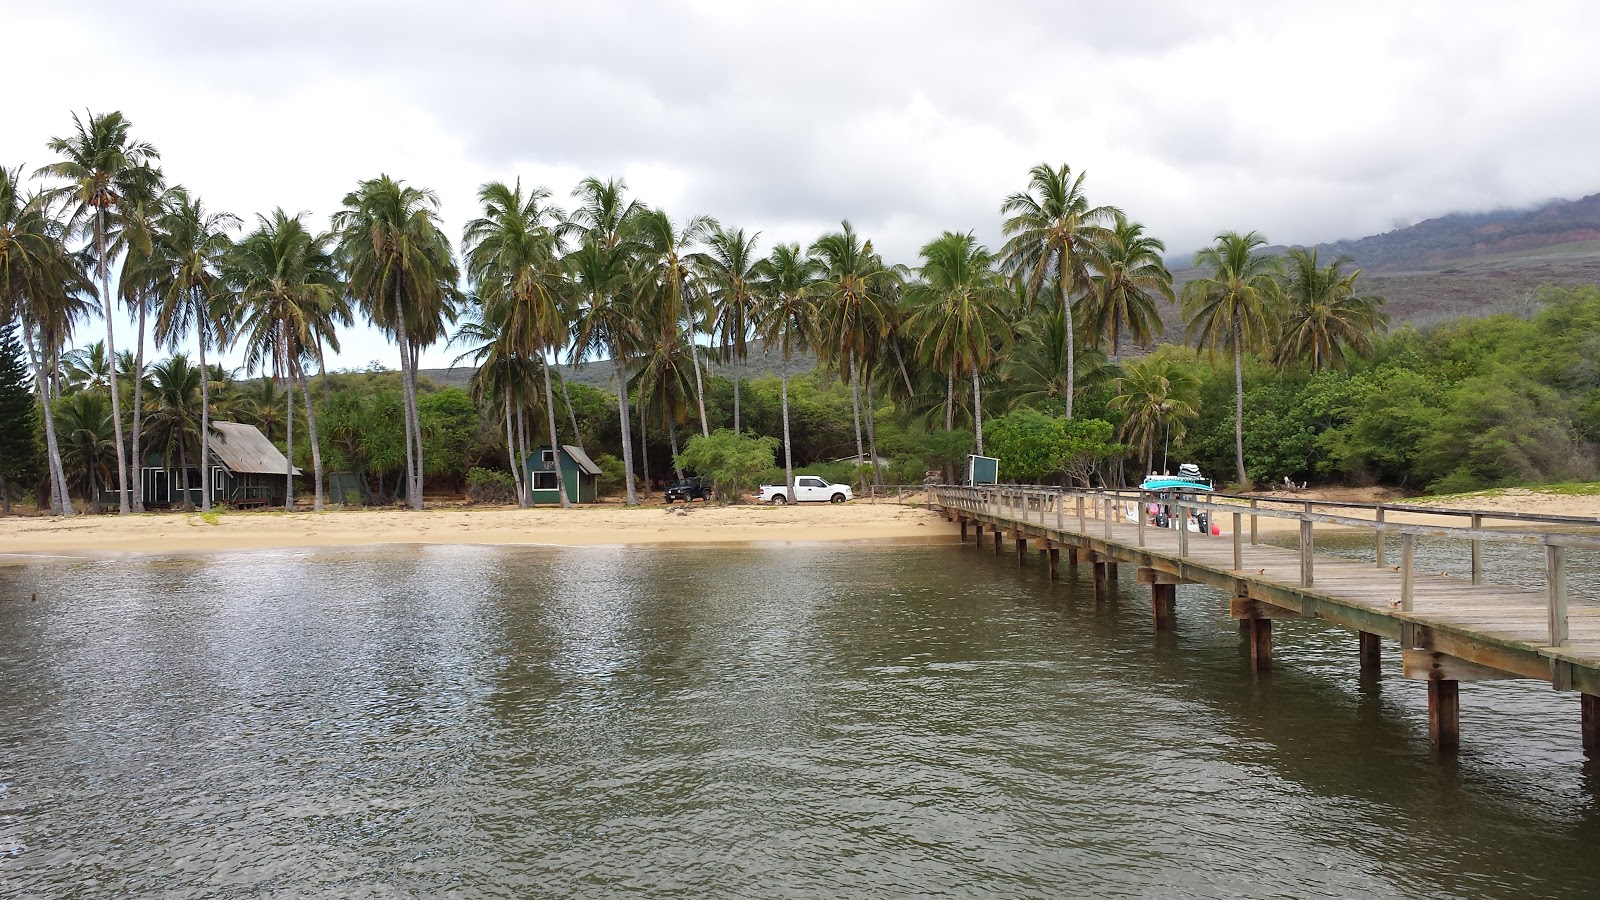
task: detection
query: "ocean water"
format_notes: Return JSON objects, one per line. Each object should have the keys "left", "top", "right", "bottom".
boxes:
{"left": 1, "top": 540, "right": 1597, "bottom": 898}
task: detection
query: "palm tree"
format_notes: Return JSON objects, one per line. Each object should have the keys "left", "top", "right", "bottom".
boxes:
{"left": 1274, "top": 247, "right": 1388, "bottom": 372}
{"left": 694, "top": 224, "right": 765, "bottom": 433}
{"left": 461, "top": 179, "right": 570, "bottom": 508}
{"left": 60, "top": 340, "right": 111, "bottom": 394}
{"left": 567, "top": 237, "right": 643, "bottom": 505}
{"left": 637, "top": 207, "right": 714, "bottom": 436}
{"left": 1182, "top": 230, "right": 1281, "bottom": 486}
{"left": 755, "top": 242, "right": 818, "bottom": 505}
{"left": 146, "top": 188, "right": 238, "bottom": 512}
{"left": 142, "top": 353, "right": 205, "bottom": 511}
{"left": 1110, "top": 350, "right": 1201, "bottom": 474}
{"left": 999, "top": 163, "right": 1119, "bottom": 418}
{"left": 1084, "top": 214, "right": 1174, "bottom": 357}
{"left": 904, "top": 232, "right": 1011, "bottom": 456}
{"left": 1, "top": 164, "right": 93, "bottom": 514}
{"left": 229, "top": 210, "right": 343, "bottom": 510}
{"left": 809, "top": 221, "right": 897, "bottom": 489}
{"left": 334, "top": 175, "right": 459, "bottom": 510}
{"left": 39, "top": 110, "right": 164, "bottom": 514}
{"left": 238, "top": 376, "right": 285, "bottom": 443}
{"left": 454, "top": 298, "right": 534, "bottom": 504}
{"left": 55, "top": 389, "right": 118, "bottom": 513}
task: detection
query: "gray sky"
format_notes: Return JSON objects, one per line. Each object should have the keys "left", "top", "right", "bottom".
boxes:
{"left": 7, "top": 0, "right": 1599, "bottom": 370}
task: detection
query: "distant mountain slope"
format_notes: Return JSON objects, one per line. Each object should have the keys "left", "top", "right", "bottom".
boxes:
{"left": 1316, "top": 192, "right": 1600, "bottom": 272}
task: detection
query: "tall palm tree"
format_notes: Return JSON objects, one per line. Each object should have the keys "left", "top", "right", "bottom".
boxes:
{"left": 1182, "top": 230, "right": 1281, "bottom": 486}
{"left": 461, "top": 179, "right": 571, "bottom": 508}
{"left": 904, "top": 232, "right": 1011, "bottom": 456}
{"left": 1, "top": 165, "right": 93, "bottom": 514}
{"left": 453, "top": 298, "right": 534, "bottom": 504}
{"left": 567, "top": 237, "right": 643, "bottom": 505}
{"left": 809, "top": 221, "right": 897, "bottom": 489}
{"left": 1273, "top": 247, "right": 1388, "bottom": 372}
{"left": 1084, "top": 214, "right": 1174, "bottom": 357}
{"left": 694, "top": 223, "right": 762, "bottom": 432}
{"left": 55, "top": 389, "right": 117, "bottom": 513}
{"left": 142, "top": 353, "right": 205, "bottom": 511}
{"left": 229, "top": 210, "right": 343, "bottom": 510}
{"left": 146, "top": 188, "right": 238, "bottom": 512}
{"left": 999, "top": 163, "right": 1119, "bottom": 418}
{"left": 637, "top": 207, "right": 714, "bottom": 436}
{"left": 1110, "top": 351, "right": 1201, "bottom": 474}
{"left": 60, "top": 340, "right": 111, "bottom": 394}
{"left": 39, "top": 110, "right": 164, "bottom": 514}
{"left": 755, "top": 242, "right": 818, "bottom": 505}
{"left": 334, "top": 175, "right": 459, "bottom": 510}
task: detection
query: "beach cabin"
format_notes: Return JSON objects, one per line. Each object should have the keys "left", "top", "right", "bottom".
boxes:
{"left": 136, "top": 421, "right": 300, "bottom": 509}
{"left": 525, "top": 445, "right": 602, "bottom": 504}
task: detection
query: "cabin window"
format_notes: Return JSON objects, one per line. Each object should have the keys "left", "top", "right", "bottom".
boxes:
{"left": 541, "top": 450, "right": 556, "bottom": 465}
{"left": 533, "top": 472, "right": 557, "bottom": 491}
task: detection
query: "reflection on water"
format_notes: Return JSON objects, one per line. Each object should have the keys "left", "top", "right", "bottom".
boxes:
{"left": 1, "top": 542, "right": 1597, "bottom": 898}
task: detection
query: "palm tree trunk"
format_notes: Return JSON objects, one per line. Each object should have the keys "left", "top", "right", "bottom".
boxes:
{"left": 945, "top": 369, "right": 955, "bottom": 431}
{"left": 544, "top": 357, "right": 571, "bottom": 509}
{"left": 504, "top": 389, "right": 525, "bottom": 506}
{"left": 1233, "top": 320, "right": 1247, "bottom": 487}
{"left": 669, "top": 416, "right": 683, "bottom": 481}
{"left": 131, "top": 301, "right": 147, "bottom": 513}
{"left": 409, "top": 340, "right": 425, "bottom": 509}
{"left": 863, "top": 367, "right": 881, "bottom": 487}
{"left": 849, "top": 355, "right": 865, "bottom": 492}
{"left": 1061, "top": 278, "right": 1076, "bottom": 420}
{"left": 298, "top": 364, "right": 324, "bottom": 511}
{"left": 178, "top": 431, "right": 194, "bottom": 513}
{"left": 781, "top": 371, "right": 796, "bottom": 504}
{"left": 733, "top": 375, "right": 741, "bottom": 433}
{"left": 198, "top": 315, "right": 212, "bottom": 513}
{"left": 891, "top": 340, "right": 916, "bottom": 397}
{"left": 26, "top": 329, "right": 73, "bottom": 516}
{"left": 395, "top": 312, "right": 417, "bottom": 509}
{"left": 96, "top": 213, "right": 130, "bottom": 515}
{"left": 560, "top": 372, "right": 582, "bottom": 452}
{"left": 613, "top": 356, "right": 638, "bottom": 505}
{"left": 690, "top": 316, "right": 710, "bottom": 437}
{"left": 638, "top": 394, "right": 650, "bottom": 497}
{"left": 284, "top": 369, "right": 295, "bottom": 511}
{"left": 972, "top": 364, "right": 984, "bottom": 456}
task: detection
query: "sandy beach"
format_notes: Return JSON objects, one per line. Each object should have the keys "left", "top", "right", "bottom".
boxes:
{"left": 0, "top": 498, "right": 960, "bottom": 561}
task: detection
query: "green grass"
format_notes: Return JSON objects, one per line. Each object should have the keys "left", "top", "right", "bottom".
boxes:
{"left": 197, "top": 511, "right": 222, "bottom": 526}
{"left": 1423, "top": 481, "right": 1600, "bottom": 501}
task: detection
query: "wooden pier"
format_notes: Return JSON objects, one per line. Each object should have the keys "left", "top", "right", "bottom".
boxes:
{"left": 932, "top": 485, "right": 1600, "bottom": 755}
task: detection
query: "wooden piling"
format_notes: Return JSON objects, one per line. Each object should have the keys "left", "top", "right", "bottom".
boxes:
{"left": 960, "top": 518, "right": 968, "bottom": 542}
{"left": 1583, "top": 694, "right": 1598, "bottom": 757}
{"left": 993, "top": 529, "right": 1002, "bottom": 555}
{"left": 1092, "top": 561, "right": 1106, "bottom": 600}
{"left": 1016, "top": 534, "right": 1027, "bottom": 562}
{"left": 1048, "top": 547, "right": 1060, "bottom": 580}
{"left": 1429, "top": 679, "right": 1460, "bottom": 752}
{"left": 1359, "top": 631, "right": 1382, "bottom": 675}
{"left": 1152, "top": 583, "right": 1176, "bottom": 631}
{"left": 1106, "top": 562, "right": 1119, "bottom": 583}
{"left": 1250, "top": 618, "right": 1272, "bottom": 671}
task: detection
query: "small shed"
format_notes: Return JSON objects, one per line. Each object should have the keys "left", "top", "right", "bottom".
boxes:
{"left": 526, "top": 445, "right": 602, "bottom": 504}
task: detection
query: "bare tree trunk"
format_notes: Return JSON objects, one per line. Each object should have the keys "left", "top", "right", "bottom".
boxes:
{"left": 409, "top": 340, "right": 425, "bottom": 509}
{"left": 178, "top": 429, "right": 194, "bottom": 513}
{"left": 1233, "top": 317, "right": 1247, "bottom": 487}
{"left": 863, "top": 367, "right": 881, "bottom": 487}
{"left": 284, "top": 369, "right": 295, "bottom": 512}
{"left": 972, "top": 365, "right": 984, "bottom": 456}
{"left": 544, "top": 357, "right": 571, "bottom": 508}
{"left": 504, "top": 390, "right": 525, "bottom": 506}
{"left": 732, "top": 375, "right": 741, "bottom": 433}
{"left": 849, "top": 355, "right": 866, "bottom": 492}
{"left": 891, "top": 340, "right": 916, "bottom": 398}
{"left": 1061, "top": 278, "right": 1075, "bottom": 420}
{"left": 613, "top": 356, "right": 638, "bottom": 505}
{"left": 516, "top": 404, "right": 529, "bottom": 495}
{"left": 689, "top": 314, "right": 710, "bottom": 437}
{"left": 26, "top": 331, "right": 73, "bottom": 515}
{"left": 131, "top": 301, "right": 146, "bottom": 513}
{"left": 560, "top": 372, "right": 582, "bottom": 451}
{"left": 781, "top": 371, "right": 796, "bottom": 506}
{"left": 945, "top": 368, "right": 954, "bottom": 431}
{"left": 96, "top": 214, "right": 130, "bottom": 514}
{"left": 395, "top": 312, "right": 417, "bottom": 509}
{"left": 668, "top": 416, "right": 683, "bottom": 481}
{"left": 299, "top": 364, "right": 324, "bottom": 511}
{"left": 198, "top": 315, "right": 212, "bottom": 512}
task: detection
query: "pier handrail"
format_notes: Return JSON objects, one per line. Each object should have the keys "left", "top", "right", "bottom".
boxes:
{"left": 929, "top": 483, "right": 1597, "bottom": 652}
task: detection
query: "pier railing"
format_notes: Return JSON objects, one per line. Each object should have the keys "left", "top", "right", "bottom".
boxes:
{"left": 931, "top": 484, "right": 1600, "bottom": 651}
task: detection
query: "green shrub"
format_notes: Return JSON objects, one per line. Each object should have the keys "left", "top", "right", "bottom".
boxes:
{"left": 593, "top": 453, "right": 628, "bottom": 496}
{"left": 466, "top": 467, "right": 518, "bottom": 504}
{"left": 676, "top": 429, "right": 779, "bottom": 501}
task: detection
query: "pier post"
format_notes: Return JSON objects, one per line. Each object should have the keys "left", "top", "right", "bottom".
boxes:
{"left": 1233, "top": 512, "right": 1243, "bottom": 570}
{"left": 1375, "top": 507, "right": 1386, "bottom": 569}
{"left": 1359, "top": 631, "right": 1382, "bottom": 675}
{"left": 1583, "top": 694, "right": 1598, "bottom": 757}
{"left": 1048, "top": 547, "right": 1060, "bottom": 580}
{"left": 960, "top": 518, "right": 968, "bottom": 542}
{"left": 1250, "top": 497, "right": 1259, "bottom": 545}
{"left": 1471, "top": 513, "right": 1483, "bottom": 585}
{"left": 1107, "top": 562, "right": 1119, "bottom": 583}
{"left": 1152, "top": 583, "right": 1176, "bottom": 630}
{"left": 1428, "top": 679, "right": 1460, "bottom": 752}
{"left": 1092, "top": 559, "right": 1107, "bottom": 601}
{"left": 1250, "top": 619, "right": 1272, "bottom": 671}
{"left": 993, "top": 529, "right": 1002, "bottom": 555}
{"left": 1016, "top": 533, "right": 1027, "bottom": 562}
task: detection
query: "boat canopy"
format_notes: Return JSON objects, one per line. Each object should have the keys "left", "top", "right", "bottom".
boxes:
{"left": 1140, "top": 464, "right": 1213, "bottom": 492}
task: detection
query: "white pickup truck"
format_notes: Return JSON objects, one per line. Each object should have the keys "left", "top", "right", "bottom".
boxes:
{"left": 758, "top": 476, "right": 853, "bottom": 504}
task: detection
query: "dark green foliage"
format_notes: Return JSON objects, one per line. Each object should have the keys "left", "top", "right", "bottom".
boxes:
{"left": 418, "top": 387, "right": 479, "bottom": 486}
{"left": 0, "top": 323, "right": 39, "bottom": 511}
{"left": 466, "top": 467, "right": 517, "bottom": 504}
{"left": 984, "top": 408, "right": 1124, "bottom": 485}
{"left": 592, "top": 453, "right": 627, "bottom": 496}
{"left": 676, "top": 429, "right": 778, "bottom": 500}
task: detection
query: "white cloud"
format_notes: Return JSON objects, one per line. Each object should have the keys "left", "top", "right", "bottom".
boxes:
{"left": 6, "top": 0, "right": 1599, "bottom": 368}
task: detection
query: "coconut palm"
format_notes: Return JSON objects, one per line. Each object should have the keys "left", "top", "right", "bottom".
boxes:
{"left": 334, "top": 175, "right": 459, "bottom": 509}
{"left": 39, "top": 110, "right": 164, "bottom": 514}
{"left": 1182, "top": 230, "right": 1281, "bottom": 486}
{"left": 755, "top": 242, "right": 819, "bottom": 505}
{"left": 999, "top": 163, "right": 1119, "bottom": 419}
{"left": 1, "top": 164, "right": 93, "bottom": 514}
{"left": 461, "top": 179, "right": 570, "bottom": 507}
{"left": 229, "top": 210, "right": 343, "bottom": 510}
{"left": 1273, "top": 247, "right": 1388, "bottom": 372}
{"left": 694, "top": 223, "right": 762, "bottom": 432}
{"left": 145, "top": 188, "right": 238, "bottom": 512}
{"left": 637, "top": 208, "right": 714, "bottom": 435}
{"left": 55, "top": 389, "right": 117, "bottom": 513}
{"left": 567, "top": 237, "right": 643, "bottom": 505}
{"left": 1110, "top": 350, "right": 1201, "bottom": 474}
{"left": 142, "top": 353, "right": 205, "bottom": 511}
{"left": 60, "top": 340, "right": 111, "bottom": 395}
{"left": 1083, "top": 214, "right": 1174, "bottom": 357}
{"left": 904, "top": 232, "right": 1011, "bottom": 455}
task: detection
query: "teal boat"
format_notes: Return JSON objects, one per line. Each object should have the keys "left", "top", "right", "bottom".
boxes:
{"left": 1139, "top": 463, "right": 1212, "bottom": 493}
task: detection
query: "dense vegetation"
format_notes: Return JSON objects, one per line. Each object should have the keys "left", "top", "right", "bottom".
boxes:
{"left": 3, "top": 109, "right": 1597, "bottom": 515}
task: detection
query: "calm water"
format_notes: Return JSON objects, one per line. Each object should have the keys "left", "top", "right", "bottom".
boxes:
{"left": 2, "top": 539, "right": 1598, "bottom": 899}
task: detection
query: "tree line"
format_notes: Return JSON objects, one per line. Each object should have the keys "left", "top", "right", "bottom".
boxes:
{"left": 6, "top": 108, "right": 1590, "bottom": 515}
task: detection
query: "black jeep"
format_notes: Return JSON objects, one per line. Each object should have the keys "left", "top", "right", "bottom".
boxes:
{"left": 664, "top": 477, "right": 710, "bottom": 504}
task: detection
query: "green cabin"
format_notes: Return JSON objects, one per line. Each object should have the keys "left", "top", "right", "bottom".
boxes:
{"left": 124, "top": 421, "right": 300, "bottom": 509}
{"left": 525, "top": 445, "right": 602, "bottom": 504}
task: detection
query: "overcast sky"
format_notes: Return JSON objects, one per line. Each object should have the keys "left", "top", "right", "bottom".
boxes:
{"left": 7, "top": 0, "right": 1599, "bottom": 370}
